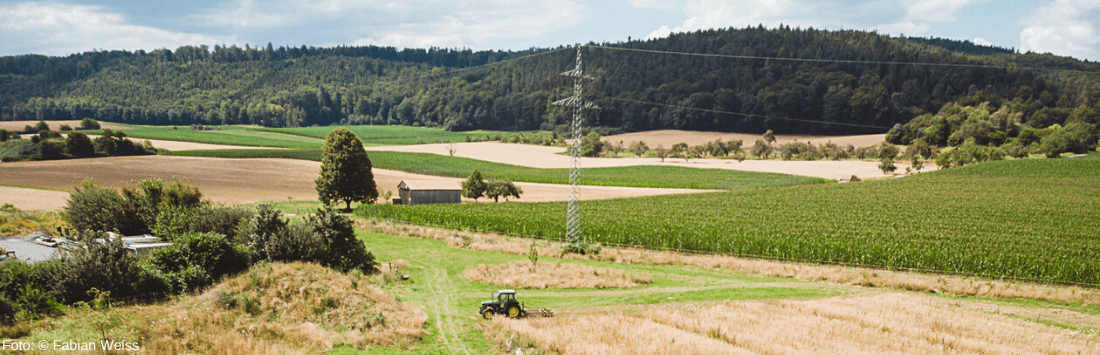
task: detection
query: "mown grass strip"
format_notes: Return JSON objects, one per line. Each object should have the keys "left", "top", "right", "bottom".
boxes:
{"left": 357, "top": 154, "right": 1100, "bottom": 286}
{"left": 168, "top": 149, "right": 826, "bottom": 190}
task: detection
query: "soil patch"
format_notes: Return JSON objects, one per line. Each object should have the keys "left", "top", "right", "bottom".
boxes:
{"left": 0, "top": 120, "right": 128, "bottom": 132}
{"left": 0, "top": 186, "right": 70, "bottom": 211}
{"left": 0, "top": 156, "right": 714, "bottom": 210}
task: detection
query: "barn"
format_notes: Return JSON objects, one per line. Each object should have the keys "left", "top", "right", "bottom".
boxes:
{"left": 396, "top": 180, "right": 462, "bottom": 205}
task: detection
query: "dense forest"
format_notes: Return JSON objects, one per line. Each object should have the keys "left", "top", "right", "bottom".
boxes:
{"left": 2, "top": 25, "right": 1100, "bottom": 136}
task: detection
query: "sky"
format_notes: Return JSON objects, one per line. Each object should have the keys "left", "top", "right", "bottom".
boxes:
{"left": 1, "top": 0, "right": 1098, "bottom": 61}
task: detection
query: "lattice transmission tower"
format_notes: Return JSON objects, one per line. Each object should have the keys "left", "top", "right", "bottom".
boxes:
{"left": 552, "top": 46, "right": 597, "bottom": 243}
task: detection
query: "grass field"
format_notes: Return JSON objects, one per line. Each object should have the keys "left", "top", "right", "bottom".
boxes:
{"left": 261, "top": 125, "right": 502, "bottom": 146}
{"left": 91, "top": 124, "right": 325, "bottom": 149}
{"left": 93, "top": 124, "right": 503, "bottom": 148}
{"left": 168, "top": 149, "right": 827, "bottom": 189}
{"left": 357, "top": 153, "right": 1100, "bottom": 285}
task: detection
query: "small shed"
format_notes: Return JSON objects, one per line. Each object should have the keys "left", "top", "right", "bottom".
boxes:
{"left": 397, "top": 180, "right": 461, "bottom": 205}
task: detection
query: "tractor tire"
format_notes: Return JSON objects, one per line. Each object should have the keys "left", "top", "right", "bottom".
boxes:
{"left": 482, "top": 310, "right": 496, "bottom": 320}
{"left": 507, "top": 305, "right": 521, "bottom": 318}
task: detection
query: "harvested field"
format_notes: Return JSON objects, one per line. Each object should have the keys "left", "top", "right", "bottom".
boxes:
{"left": 0, "top": 186, "right": 70, "bottom": 211}
{"left": 0, "top": 156, "right": 713, "bottom": 210}
{"left": 0, "top": 120, "right": 128, "bottom": 131}
{"left": 464, "top": 260, "right": 652, "bottom": 289}
{"left": 366, "top": 142, "right": 931, "bottom": 180}
{"left": 487, "top": 293, "right": 1099, "bottom": 355}
{"left": 600, "top": 130, "right": 887, "bottom": 149}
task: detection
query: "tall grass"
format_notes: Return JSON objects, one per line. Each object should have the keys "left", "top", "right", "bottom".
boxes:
{"left": 464, "top": 260, "right": 651, "bottom": 289}
{"left": 20, "top": 262, "right": 427, "bottom": 354}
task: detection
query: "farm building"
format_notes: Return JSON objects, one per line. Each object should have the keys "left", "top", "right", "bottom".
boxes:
{"left": 397, "top": 180, "right": 462, "bottom": 205}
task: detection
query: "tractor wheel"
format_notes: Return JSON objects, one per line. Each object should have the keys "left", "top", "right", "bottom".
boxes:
{"left": 507, "top": 305, "right": 521, "bottom": 318}
{"left": 482, "top": 310, "right": 496, "bottom": 320}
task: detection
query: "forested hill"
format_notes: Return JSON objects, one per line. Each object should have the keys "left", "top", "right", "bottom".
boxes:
{"left": 3, "top": 26, "right": 1100, "bottom": 135}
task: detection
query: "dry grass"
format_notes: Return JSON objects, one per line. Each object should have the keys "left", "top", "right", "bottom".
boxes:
{"left": 0, "top": 205, "right": 65, "bottom": 235}
{"left": 0, "top": 120, "right": 128, "bottom": 132}
{"left": 22, "top": 262, "right": 427, "bottom": 354}
{"left": 359, "top": 220, "right": 1100, "bottom": 305}
{"left": 464, "top": 260, "right": 651, "bottom": 289}
{"left": 485, "top": 312, "right": 754, "bottom": 355}
{"left": 487, "top": 293, "right": 1099, "bottom": 355}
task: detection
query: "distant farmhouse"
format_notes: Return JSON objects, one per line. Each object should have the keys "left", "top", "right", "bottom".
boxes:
{"left": 396, "top": 180, "right": 461, "bottom": 205}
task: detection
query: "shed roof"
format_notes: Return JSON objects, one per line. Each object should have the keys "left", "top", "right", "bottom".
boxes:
{"left": 398, "top": 180, "right": 461, "bottom": 191}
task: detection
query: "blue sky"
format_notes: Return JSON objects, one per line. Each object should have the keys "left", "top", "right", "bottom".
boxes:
{"left": 1, "top": 0, "right": 1098, "bottom": 61}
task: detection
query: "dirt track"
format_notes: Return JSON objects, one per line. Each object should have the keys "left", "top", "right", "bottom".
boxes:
{"left": 0, "top": 156, "right": 712, "bottom": 210}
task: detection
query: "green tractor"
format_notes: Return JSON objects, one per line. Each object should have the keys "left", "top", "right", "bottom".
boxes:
{"left": 478, "top": 289, "right": 553, "bottom": 320}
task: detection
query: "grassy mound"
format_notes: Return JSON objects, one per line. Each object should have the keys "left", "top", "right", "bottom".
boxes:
{"left": 464, "top": 260, "right": 651, "bottom": 289}
{"left": 21, "top": 262, "right": 427, "bottom": 354}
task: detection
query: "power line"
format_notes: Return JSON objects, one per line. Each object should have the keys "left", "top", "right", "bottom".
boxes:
{"left": 589, "top": 45, "right": 1100, "bottom": 75}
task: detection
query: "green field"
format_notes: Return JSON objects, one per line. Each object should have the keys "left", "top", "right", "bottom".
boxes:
{"left": 168, "top": 149, "right": 826, "bottom": 190}
{"left": 98, "top": 124, "right": 324, "bottom": 149}
{"left": 101, "top": 123, "right": 507, "bottom": 148}
{"left": 357, "top": 153, "right": 1100, "bottom": 285}
{"left": 261, "top": 125, "right": 501, "bottom": 146}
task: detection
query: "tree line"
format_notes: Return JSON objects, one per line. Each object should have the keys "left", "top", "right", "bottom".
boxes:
{"left": 2, "top": 26, "right": 1099, "bottom": 135}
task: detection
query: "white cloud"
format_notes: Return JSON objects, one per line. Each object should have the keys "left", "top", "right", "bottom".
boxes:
{"left": 0, "top": 2, "right": 231, "bottom": 56}
{"left": 629, "top": 0, "right": 676, "bottom": 9}
{"left": 973, "top": 37, "right": 992, "bottom": 46}
{"left": 874, "top": 0, "right": 987, "bottom": 37}
{"left": 904, "top": 0, "right": 988, "bottom": 23}
{"left": 641, "top": 0, "right": 826, "bottom": 40}
{"left": 1020, "top": 0, "right": 1100, "bottom": 61}
{"left": 201, "top": 0, "right": 585, "bottom": 49}
{"left": 644, "top": 25, "right": 674, "bottom": 40}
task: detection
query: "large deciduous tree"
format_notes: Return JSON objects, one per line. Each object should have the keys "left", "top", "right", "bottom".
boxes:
{"left": 462, "top": 169, "right": 487, "bottom": 201}
{"left": 316, "top": 128, "right": 377, "bottom": 211}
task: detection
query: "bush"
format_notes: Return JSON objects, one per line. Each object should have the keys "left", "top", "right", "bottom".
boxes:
{"left": 309, "top": 207, "right": 376, "bottom": 273}
{"left": 33, "top": 236, "right": 151, "bottom": 304}
{"left": 149, "top": 232, "right": 252, "bottom": 293}
{"left": 64, "top": 179, "right": 143, "bottom": 235}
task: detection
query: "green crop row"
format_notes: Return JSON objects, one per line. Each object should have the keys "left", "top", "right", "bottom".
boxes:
{"left": 357, "top": 154, "right": 1100, "bottom": 285}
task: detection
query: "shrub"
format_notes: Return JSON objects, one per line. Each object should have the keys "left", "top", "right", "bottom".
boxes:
{"left": 33, "top": 236, "right": 150, "bottom": 304}
{"left": 149, "top": 232, "right": 252, "bottom": 293}
{"left": 79, "top": 118, "right": 101, "bottom": 130}
{"left": 64, "top": 179, "right": 143, "bottom": 235}
{"left": 309, "top": 207, "right": 376, "bottom": 273}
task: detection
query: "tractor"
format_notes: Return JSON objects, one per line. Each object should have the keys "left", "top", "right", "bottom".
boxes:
{"left": 478, "top": 289, "right": 553, "bottom": 320}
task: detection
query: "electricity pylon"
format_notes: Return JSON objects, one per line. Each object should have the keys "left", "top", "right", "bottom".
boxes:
{"left": 552, "top": 46, "right": 597, "bottom": 243}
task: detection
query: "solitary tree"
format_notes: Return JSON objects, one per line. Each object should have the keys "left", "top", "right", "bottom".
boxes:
{"left": 462, "top": 169, "right": 487, "bottom": 201}
{"left": 316, "top": 128, "right": 377, "bottom": 211}
{"left": 486, "top": 179, "right": 522, "bottom": 202}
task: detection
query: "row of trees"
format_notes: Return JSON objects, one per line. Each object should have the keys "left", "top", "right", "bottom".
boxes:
{"left": 4, "top": 26, "right": 1100, "bottom": 135}
{"left": 888, "top": 102, "right": 1099, "bottom": 160}
{"left": 462, "top": 170, "right": 523, "bottom": 202}
{"left": 0, "top": 126, "right": 155, "bottom": 162}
